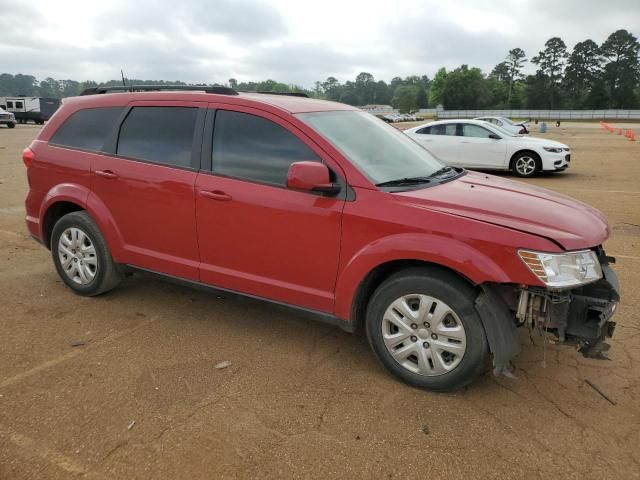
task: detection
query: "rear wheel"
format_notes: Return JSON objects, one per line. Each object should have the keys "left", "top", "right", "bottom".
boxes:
{"left": 51, "top": 211, "right": 122, "bottom": 296}
{"left": 366, "top": 268, "right": 489, "bottom": 391}
{"left": 7, "top": 123, "right": 15, "bottom": 129}
{"left": 511, "top": 152, "right": 540, "bottom": 177}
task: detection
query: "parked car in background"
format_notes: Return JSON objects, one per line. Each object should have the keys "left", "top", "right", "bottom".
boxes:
{"left": 404, "top": 119, "right": 570, "bottom": 177}
{"left": 24, "top": 86, "right": 617, "bottom": 391}
{"left": 0, "top": 107, "right": 16, "bottom": 128}
{"left": 0, "top": 96, "right": 60, "bottom": 125}
{"left": 382, "top": 113, "right": 418, "bottom": 123}
{"left": 474, "top": 116, "right": 529, "bottom": 134}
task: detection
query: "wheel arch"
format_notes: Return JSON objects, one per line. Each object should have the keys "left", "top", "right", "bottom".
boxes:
{"left": 42, "top": 201, "right": 85, "bottom": 248}
{"left": 347, "top": 259, "right": 478, "bottom": 335}
{"left": 335, "top": 232, "right": 516, "bottom": 333}
{"left": 509, "top": 149, "right": 541, "bottom": 170}
{"left": 40, "top": 186, "right": 126, "bottom": 261}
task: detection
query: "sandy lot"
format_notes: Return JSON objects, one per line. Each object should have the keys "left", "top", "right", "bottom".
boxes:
{"left": 1, "top": 122, "right": 639, "bottom": 479}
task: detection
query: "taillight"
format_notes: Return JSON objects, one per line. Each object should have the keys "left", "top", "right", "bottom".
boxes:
{"left": 23, "top": 148, "right": 35, "bottom": 168}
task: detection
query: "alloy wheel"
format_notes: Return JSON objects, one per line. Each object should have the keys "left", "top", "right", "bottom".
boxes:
{"left": 515, "top": 156, "right": 537, "bottom": 176}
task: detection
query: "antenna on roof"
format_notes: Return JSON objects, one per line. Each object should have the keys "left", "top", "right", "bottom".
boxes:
{"left": 120, "top": 69, "right": 127, "bottom": 87}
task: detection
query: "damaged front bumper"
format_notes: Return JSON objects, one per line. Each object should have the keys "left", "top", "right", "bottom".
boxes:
{"left": 515, "top": 262, "right": 619, "bottom": 358}
{"left": 476, "top": 250, "right": 620, "bottom": 373}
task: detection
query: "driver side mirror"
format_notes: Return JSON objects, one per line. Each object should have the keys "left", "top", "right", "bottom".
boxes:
{"left": 489, "top": 134, "right": 501, "bottom": 140}
{"left": 287, "top": 161, "right": 341, "bottom": 195}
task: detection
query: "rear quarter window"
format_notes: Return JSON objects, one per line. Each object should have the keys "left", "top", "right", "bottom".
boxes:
{"left": 50, "top": 107, "right": 123, "bottom": 152}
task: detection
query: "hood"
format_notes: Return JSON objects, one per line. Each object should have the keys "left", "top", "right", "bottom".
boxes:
{"left": 512, "top": 136, "right": 568, "bottom": 148}
{"left": 396, "top": 171, "right": 609, "bottom": 250}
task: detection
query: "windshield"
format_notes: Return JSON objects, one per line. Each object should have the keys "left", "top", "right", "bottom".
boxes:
{"left": 297, "top": 111, "right": 443, "bottom": 184}
{"left": 500, "top": 117, "right": 517, "bottom": 126}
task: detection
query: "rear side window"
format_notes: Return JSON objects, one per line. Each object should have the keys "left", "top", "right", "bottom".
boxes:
{"left": 6, "top": 101, "right": 14, "bottom": 109}
{"left": 212, "top": 110, "right": 320, "bottom": 186}
{"left": 430, "top": 124, "right": 457, "bottom": 136}
{"left": 117, "top": 107, "right": 198, "bottom": 168}
{"left": 50, "top": 107, "right": 123, "bottom": 152}
{"left": 416, "top": 126, "right": 431, "bottom": 134}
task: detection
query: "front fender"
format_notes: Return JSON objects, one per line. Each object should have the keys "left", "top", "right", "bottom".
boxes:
{"left": 334, "top": 233, "right": 512, "bottom": 320}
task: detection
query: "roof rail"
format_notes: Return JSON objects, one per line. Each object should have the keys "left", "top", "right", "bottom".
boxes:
{"left": 253, "top": 91, "right": 309, "bottom": 98}
{"left": 80, "top": 85, "right": 239, "bottom": 96}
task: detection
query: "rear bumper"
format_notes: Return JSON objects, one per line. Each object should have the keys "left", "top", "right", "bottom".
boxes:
{"left": 25, "top": 189, "right": 45, "bottom": 244}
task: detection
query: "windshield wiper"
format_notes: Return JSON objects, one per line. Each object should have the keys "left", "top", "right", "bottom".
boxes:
{"left": 427, "top": 166, "right": 460, "bottom": 178}
{"left": 375, "top": 176, "right": 433, "bottom": 187}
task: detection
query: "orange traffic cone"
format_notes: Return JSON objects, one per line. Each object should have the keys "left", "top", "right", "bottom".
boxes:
{"left": 619, "top": 128, "right": 623, "bottom": 135}
{"left": 630, "top": 131, "right": 636, "bottom": 142}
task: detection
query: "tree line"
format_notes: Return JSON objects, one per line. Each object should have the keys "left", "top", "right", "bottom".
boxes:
{"left": 1, "top": 29, "right": 637, "bottom": 112}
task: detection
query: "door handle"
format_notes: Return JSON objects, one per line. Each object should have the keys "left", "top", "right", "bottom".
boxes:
{"left": 200, "top": 190, "right": 232, "bottom": 201}
{"left": 95, "top": 170, "right": 118, "bottom": 179}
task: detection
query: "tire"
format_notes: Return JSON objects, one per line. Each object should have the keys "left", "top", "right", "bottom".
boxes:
{"left": 511, "top": 151, "right": 540, "bottom": 177}
{"left": 366, "top": 267, "right": 489, "bottom": 391}
{"left": 7, "top": 123, "right": 15, "bottom": 129}
{"left": 51, "top": 211, "right": 122, "bottom": 296}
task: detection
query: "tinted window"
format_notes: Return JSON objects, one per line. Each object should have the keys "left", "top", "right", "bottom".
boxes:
{"left": 416, "top": 126, "right": 431, "bottom": 134}
{"left": 462, "top": 124, "right": 493, "bottom": 138}
{"left": 430, "top": 124, "right": 457, "bottom": 136}
{"left": 50, "top": 107, "right": 123, "bottom": 152}
{"left": 212, "top": 110, "right": 320, "bottom": 186}
{"left": 6, "top": 101, "right": 13, "bottom": 109}
{"left": 15, "top": 101, "right": 23, "bottom": 109}
{"left": 117, "top": 107, "right": 197, "bottom": 168}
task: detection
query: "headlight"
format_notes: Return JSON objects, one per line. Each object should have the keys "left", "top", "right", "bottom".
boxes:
{"left": 518, "top": 250, "right": 602, "bottom": 288}
{"left": 543, "top": 147, "right": 563, "bottom": 153}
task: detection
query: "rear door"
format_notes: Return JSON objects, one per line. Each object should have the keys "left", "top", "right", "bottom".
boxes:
{"left": 194, "top": 105, "right": 345, "bottom": 312}
{"left": 457, "top": 123, "right": 507, "bottom": 169}
{"left": 91, "top": 101, "right": 205, "bottom": 280}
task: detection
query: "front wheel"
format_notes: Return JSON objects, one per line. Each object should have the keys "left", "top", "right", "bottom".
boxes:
{"left": 511, "top": 152, "right": 540, "bottom": 177}
{"left": 51, "top": 211, "right": 122, "bottom": 296}
{"left": 366, "top": 268, "right": 489, "bottom": 391}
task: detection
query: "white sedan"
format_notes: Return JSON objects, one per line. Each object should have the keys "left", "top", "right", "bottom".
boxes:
{"left": 474, "top": 116, "right": 529, "bottom": 134}
{"left": 404, "top": 119, "right": 570, "bottom": 177}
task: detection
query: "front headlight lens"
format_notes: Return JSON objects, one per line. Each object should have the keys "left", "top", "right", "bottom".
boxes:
{"left": 518, "top": 250, "right": 602, "bottom": 288}
{"left": 543, "top": 147, "right": 563, "bottom": 153}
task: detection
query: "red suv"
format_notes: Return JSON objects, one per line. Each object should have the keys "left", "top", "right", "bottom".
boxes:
{"left": 24, "top": 86, "right": 619, "bottom": 390}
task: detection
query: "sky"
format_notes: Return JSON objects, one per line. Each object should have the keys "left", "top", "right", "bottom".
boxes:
{"left": 0, "top": 0, "right": 638, "bottom": 87}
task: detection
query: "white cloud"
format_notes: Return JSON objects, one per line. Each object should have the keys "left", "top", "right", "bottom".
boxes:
{"left": 0, "top": 0, "right": 637, "bottom": 86}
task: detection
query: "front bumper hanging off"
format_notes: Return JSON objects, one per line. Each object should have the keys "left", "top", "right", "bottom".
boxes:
{"left": 476, "top": 251, "right": 620, "bottom": 373}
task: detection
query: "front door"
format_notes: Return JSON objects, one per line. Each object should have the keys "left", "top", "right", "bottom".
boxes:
{"left": 195, "top": 106, "right": 345, "bottom": 312}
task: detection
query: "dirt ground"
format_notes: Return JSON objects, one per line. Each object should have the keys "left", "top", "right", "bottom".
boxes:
{"left": 1, "top": 122, "right": 639, "bottom": 479}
